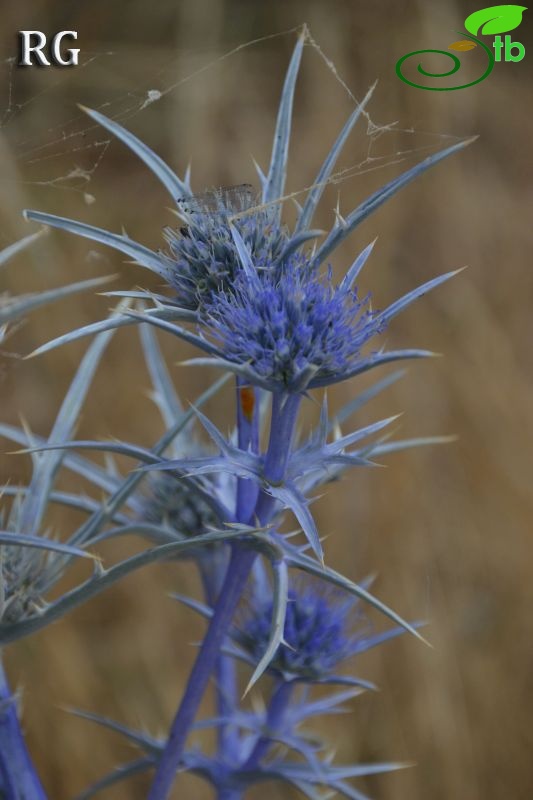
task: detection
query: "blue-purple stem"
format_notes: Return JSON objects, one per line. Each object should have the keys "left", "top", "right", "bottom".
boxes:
{"left": 242, "top": 680, "right": 293, "bottom": 770}
{"left": 148, "top": 545, "right": 255, "bottom": 800}
{"left": 215, "top": 681, "right": 294, "bottom": 800}
{"left": 199, "top": 559, "right": 238, "bottom": 761}
{"left": 253, "top": 393, "right": 301, "bottom": 524}
{"left": 148, "top": 390, "right": 301, "bottom": 799}
{"left": 0, "top": 661, "right": 47, "bottom": 799}
{"left": 216, "top": 790, "right": 240, "bottom": 800}
{"left": 235, "top": 379, "right": 259, "bottom": 522}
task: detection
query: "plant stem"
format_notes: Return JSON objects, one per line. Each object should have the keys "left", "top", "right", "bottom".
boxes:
{"left": 214, "top": 652, "right": 239, "bottom": 759}
{"left": 0, "top": 660, "right": 47, "bottom": 799}
{"left": 216, "top": 789, "right": 240, "bottom": 800}
{"left": 215, "top": 681, "right": 294, "bottom": 800}
{"left": 242, "top": 681, "right": 293, "bottom": 770}
{"left": 235, "top": 379, "right": 259, "bottom": 522}
{"left": 199, "top": 559, "right": 238, "bottom": 761}
{"left": 148, "top": 390, "right": 300, "bottom": 800}
{"left": 263, "top": 394, "right": 300, "bottom": 483}
{"left": 148, "top": 545, "right": 255, "bottom": 800}
{"left": 253, "top": 393, "right": 301, "bottom": 525}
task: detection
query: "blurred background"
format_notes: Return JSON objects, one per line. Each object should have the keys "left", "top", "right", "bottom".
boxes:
{"left": 1, "top": 0, "right": 532, "bottom": 797}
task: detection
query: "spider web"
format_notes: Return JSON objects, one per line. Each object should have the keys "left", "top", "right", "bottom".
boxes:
{"left": 0, "top": 22, "right": 461, "bottom": 220}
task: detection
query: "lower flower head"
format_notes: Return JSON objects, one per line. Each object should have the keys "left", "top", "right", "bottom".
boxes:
{"left": 240, "top": 579, "right": 360, "bottom": 682}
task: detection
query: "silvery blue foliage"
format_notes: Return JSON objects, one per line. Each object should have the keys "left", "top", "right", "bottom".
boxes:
{"left": 0, "top": 229, "right": 113, "bottom": 344}
{"left": 0, "top": 29, "right": 470, "bottom": 800}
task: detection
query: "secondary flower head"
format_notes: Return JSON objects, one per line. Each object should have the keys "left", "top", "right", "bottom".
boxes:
{"left": 0, "top": 545, "right": 48, "bottom": 624}
{"left": 201, "top": 254, "right": 386, "bottom": 394}
{"left": 0, "top": 494, "right": 67, "bottom": 625}
{"left": 240, "top": 578, "right": 361, "bottom": 682}
{"left": 138, "top": 472, "right": 218, "bottom": 538}
{"left": 135, "top": 468, "right": 232, "bottom": 568}
{"left": 163, "top": 185, "right": 289, "bottom": 310}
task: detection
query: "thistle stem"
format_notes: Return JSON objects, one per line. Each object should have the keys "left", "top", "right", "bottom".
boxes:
{"left": 253, "top": 393, "right": 301, "bottom": 524}
{"left": 235, "top": 379, "right": 259, "bottom": 522}
{"left": 148, "top": 390, "right": 300, "bottom": 800}
{"left": 200, "top": 560, "right": 239, "bottom": 761}
{"left": 263, "top": 394, "right": 300, "bottom": 483}
{"left": 242, "top": 680, "right": 293, "bottom": 770}
{"left": 148, "top": 545, "right": 256, "bottom": 800}
{"left": 214, "top": 653, "right": 239, "bottom": 759}
{"left": 0, "top": 661, "right": 47, "bottom": 799}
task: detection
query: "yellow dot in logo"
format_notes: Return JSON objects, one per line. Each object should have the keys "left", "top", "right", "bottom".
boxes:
{"left": 448, "top": 40, "right": 478, "bottom": 51}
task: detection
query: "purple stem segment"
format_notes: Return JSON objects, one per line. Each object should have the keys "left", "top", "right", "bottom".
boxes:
{"left": 0, "top": 661, "right": 47, "bottom": 800}
{"left": 200, "top": 559, "right": 239, "bottom": 761}
{"left": 148, "top": 391, "right": 301, "bottom": 800}
{"left": 235, "top": 379, "right": 259, "bottom": 522}
{"left": 253, "top": 393, "right": 301, "bottom": 525}
{"left": 242, "top": 680, "right": 293, "bottom": 770}
{"left": 216, "top": 682, "right": 294, "bottom": 800}
{"left": 147, "top": 545, "right": 256, "bottom": 800}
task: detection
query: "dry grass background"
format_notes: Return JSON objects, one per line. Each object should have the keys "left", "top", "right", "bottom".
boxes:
{"left": 1, "top": 0, "right": 532, "bottom": 797}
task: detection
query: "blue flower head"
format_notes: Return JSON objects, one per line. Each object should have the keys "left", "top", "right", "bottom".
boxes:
{"left": 240, "top": 578, "right": 360, "bottom": 682}
{"left": 201, "top": 254, "right": 386, "bottom": 393}
{"left": 163, "top": 186, "right": 289, "bottom": 310}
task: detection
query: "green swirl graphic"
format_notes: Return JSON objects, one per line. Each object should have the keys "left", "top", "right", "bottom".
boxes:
{"left": 396, "top": 32, "right": 494, "bottom": 90}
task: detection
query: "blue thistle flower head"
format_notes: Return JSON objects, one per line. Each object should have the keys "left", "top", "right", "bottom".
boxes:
{"left": 201, "top": 254, "right": 386, "bottom": 393}
{"left": 241, "top": 578, "right": 360, "bottom": 682}
{"left": 163, "top": 186, "right": 289, "bottom": 310}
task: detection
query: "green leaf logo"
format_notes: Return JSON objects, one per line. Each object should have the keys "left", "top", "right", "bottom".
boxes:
{"left": 464, "top": 5, "right": 527, "bottom": 36}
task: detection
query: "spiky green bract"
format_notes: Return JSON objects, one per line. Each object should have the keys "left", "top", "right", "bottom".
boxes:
{"left": 0, "top": 284, "right": 125, "bottom": 797}
{"left": 0, "top": 230, "right": 44, "bottom": 270}
{"left": 0, "top": 494, "right": 94, "bottom": 625}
